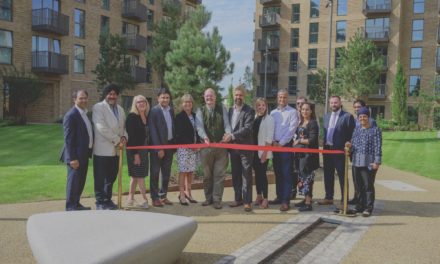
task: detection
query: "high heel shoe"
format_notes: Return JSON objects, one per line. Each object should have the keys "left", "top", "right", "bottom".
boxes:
{"left": 179, "top": 195, "right": 189, "bottom": 206}
{"left": 185, "top": 193, "right": 197, "bottom": 203}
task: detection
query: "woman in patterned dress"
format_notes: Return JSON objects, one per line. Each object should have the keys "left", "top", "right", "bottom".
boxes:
{"left": 125, "top": 95, "right": 150, "bottom": 209}
{"left": 345, "top": 107, "right": 382, "bottom": 217}
{"left": 175, "top": 94, "right": 200, "bottom": 205}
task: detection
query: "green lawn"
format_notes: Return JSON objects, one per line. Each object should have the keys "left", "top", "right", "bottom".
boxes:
{"left": 382, "top": 131, "right": 440, "bottom": 180}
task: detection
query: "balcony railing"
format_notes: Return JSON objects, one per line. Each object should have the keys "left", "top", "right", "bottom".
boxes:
{"left": 362, "top": 0, "right": 392, "bottom": 15}
{"left": 31, "top": 8, "right": 69, "bottom": 36}
{"left": 256, "top": 85, "right": 278, "bottom": 98}
{"left": 259, "top": 13, "right": 280, "bottom": 28}
{"left": 124, "top": 34, "right": 147, "bottom": 52}
{"left": 31, "top": 51, "right": 68, "bottom": 74}
{"left": 260, "top": 0, "right": 281, "bottom": 5}
{"left": 258, "top": 37, "right": 280, "bottom": 51}
{"left": 122, "top": 0, "right": 148, "bottom": 21}
{"left": 369, "top": 84, "right": 386, "bottom": 99}
{"left": 364, "top": 29, "right": 389, "bottom": 42}
{"left": 131, "top": 66, "right": 147, "bottom": 83}
{"left": 258, "top": 61, "right": 279, "bottom": 74}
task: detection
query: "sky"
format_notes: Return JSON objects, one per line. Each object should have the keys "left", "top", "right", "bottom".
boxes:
{"left": 202, "top": 0, "right": 255, "bottom": 94}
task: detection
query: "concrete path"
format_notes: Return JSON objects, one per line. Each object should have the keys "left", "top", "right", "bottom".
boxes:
{"left": 1, "top": 165, "right": 439, "bottom": 263}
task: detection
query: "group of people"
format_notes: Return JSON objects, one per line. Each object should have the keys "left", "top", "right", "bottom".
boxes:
{"left": 61, "top": 84, "right": 382, "bottom": 216}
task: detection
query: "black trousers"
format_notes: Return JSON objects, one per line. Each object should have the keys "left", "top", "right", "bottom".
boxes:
{"left": 93, "top": 155, "right": 119, "bottom": 204}
{"left": 66, "top": 158, "right": 89, "bottom": 210}
{"left": 352, "top": 166, "right": 376, "bottom": 212}
{"left": 323, "top": 153, "right": 346, "bottom": 201}
{"left": 150, "top": 149, "right": 173, "bottom": 200}
{"left": 230, "top": 150, "right": 254, "bottom": 204}
{"left": 252, "top": 153, "right": 268, "bottom": 198}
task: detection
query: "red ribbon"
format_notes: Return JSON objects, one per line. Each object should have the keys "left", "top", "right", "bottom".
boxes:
{"left": 126, "top": 143, "right": 344, "bottom": 154}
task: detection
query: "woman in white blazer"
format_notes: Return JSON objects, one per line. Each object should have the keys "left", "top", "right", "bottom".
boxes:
{"left": 252, "top": 98, "right": 274, "bottom": 209}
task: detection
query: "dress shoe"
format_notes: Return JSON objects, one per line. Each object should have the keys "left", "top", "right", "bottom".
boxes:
{"left": 269, "top": 198, "right": 281, "bottom": 205}
{"left": 229, "top": 201, "right": 243, "bottom": 207}
{"left": 355, "top": 205, "right": 365, "bottom": 213}
{"left": 260, "top": 199, "right": 269, "bottom": 209}
{"left": 202, "top": 200, "right": 213, "bottom": 206}
{"left": 362, "top": 210, "right": 372, "bottom": 217}
{"left": 76, "top": 204, "right": 91, "bottom": 210}
{"left": 317, "top": 199, "right": 334, "bottom": 205}
{"left": 95, "top": 203, "right": 106, "bottom": 210}
{"left": 105, "top": 200, "right": 118, "bottom": 210}
{"left": 152, "top": 199, "right": 164, "bottom": 207}
{"left": 179, "top": 195, "right": 189, "bottom": 206}
{"left": 66, "top": 207, "right": 76, "bottom": 211}
{"left": 213, "top": 201, "right": 223, "bottom": 209}
{"left": 161, "top": 198, "right": 173, "bottom": 205}
{"left": 185, "top": 194, "right": 197, "bottom": 203}
{"left": 279, "top": 203, "right": 290, "bottom": 211}
{"left": 294, "top": 200, "right": 306, "bottom": 208}
{"left": 244, "top": 204, "right": 252, "bottom": 212}
{"left": 348, "top": 198, "right": 358, "bottom": 205}
{"left": 298, "top": 204, "right": 313, "bottom": 212}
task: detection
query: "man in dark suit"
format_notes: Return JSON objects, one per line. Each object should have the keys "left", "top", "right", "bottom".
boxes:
{"left": 148, "top": 88, "right": 175, "bottom": 207}
{"left": 60, "top": 90, "right": 93, "bottom": 211}
{"left": 224, "top": 85, "right": 255, "bottom": 212}
{"left": 319, "top": 95, "right": 355, "bottom": 205}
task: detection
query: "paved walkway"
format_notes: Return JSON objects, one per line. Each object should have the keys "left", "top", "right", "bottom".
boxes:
{"left": 1, "top": 165, "right": 439, "bottom": 264}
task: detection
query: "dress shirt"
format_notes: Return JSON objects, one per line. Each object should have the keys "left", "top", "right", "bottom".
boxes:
{"left": 75, "top": 105, "right": 93, "bottom": 148}
{"left": 231, "top": 104, "right": 242, "bottom": 129}
{"left": 326, "top": 108, "right": 341, "bottom": 146}
{"left": 161, "top": 105, "right": 173, "bottom": 141}
{"left": 270, "top": 105, "right": 299, "bottom": 146}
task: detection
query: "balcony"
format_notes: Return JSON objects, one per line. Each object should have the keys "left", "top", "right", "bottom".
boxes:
{"left": 258, "top": 61, "right": 279, "bottom": 74}
{"left": 259, "top": 13, "right": 281, "bottom": 28}
{"left": 31, "top": 8, "right": 69, "bottom": 36}
{"left": 382, "top": 56, "right": 388, "bottom": 71}
{"left": 368, "top": 84, "right": 386, "bottom": 99}
{"left": 122, "top": 0, "right": 148, "bottom": 22}
{"left": 258, "top": 37, "right": 280, "bottom": 51}
{"left": 364, "top": 29, "right": 389, "bottom": 42}
{"left": 256, "top": 85, "right": 278, "bottom": 98}
{"left": 131, "top": 66, "right": 147, "bottom": 83}
{"left": 260, "top": 0, "right": 281, "bottom": 5}
{"left": 362, "top": 0, "right": 391, "bottom": 16}
{"left": 31, "top": 51, "right": 68, "bottom": 75}
{"left": 124, "top": 34, "right": 147, "bottom": 52}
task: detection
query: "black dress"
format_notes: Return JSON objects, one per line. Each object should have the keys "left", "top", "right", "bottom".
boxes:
{"left": 126, "top": 113, "right": 149, "bottom": 178}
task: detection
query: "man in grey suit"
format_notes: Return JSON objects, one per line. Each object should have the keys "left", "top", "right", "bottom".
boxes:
{"left": 224, "top": 85, "right": 255, "bottom": 212}
{"left": 148, "top": 88, "right": 175, "bottom": 207}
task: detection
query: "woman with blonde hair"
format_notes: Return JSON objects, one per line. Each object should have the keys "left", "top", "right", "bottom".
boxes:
{"left": 252, "top": 98, "right": 274, "bottom": 208}
{"left": 125, "top": 95, "right": 150, "bottom": 208}
{"left": 175, "top": 94, "right": 200, "bottom": 205}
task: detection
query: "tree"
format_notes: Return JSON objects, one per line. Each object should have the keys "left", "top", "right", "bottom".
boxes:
{"left": 242, "top": 65, "right": 255, "bottom": 91}
{"left": 164, "top": 6, "right": 234, "bottom": 106}
{"left": 0, "top": 66, "right": 44, "bottom": 125}
{"left": 146, "top": 0, "right": 183, "bottom": 86}
{"left": 332, "top": 30, "right": 383, "bottom": 99}
{"left": 307, "top": 68, "right": 333, "bottom": 105}
{"left": 93, "top": 33, "right": 134, "bottom": 92}
{"left": 226, "top": 83, "right": 234, "bottom": 108}
{"left": 413, "top": 91, "right": 440, "bottom": 128}
{"left": 391, "top": 61, "right": 407, "bottom": 125}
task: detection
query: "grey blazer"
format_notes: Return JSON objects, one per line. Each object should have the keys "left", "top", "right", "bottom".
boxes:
{"left": 148, "top": 104, "right": 175, "bottom": 152}
{"left": 228, "top": 104, "right": 255, "bottom": 145}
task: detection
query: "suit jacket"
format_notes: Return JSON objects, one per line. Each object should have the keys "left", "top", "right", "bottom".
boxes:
{"left": 229, "top": 104, "right": 255, "bottom": 145}
{"left": 148, "top": 104, "right": 175, "bottom": 152}
{"left": 92, "top": 100, "right": 127, "bottom": 156}
{"left": 323, "top": 109, "right": 355, "bottom": 150}
{"left": 175, "top": 111, "right": 200, "bottom": 144}
{"left": 256, "top": 114, "right": 274, "bottom": 159}
{"left": 60, "top": 106, "right": 92, "bottom": 164}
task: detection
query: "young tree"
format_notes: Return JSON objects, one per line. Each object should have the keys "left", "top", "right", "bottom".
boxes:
{"left": 93, "top": 33, "right": 134, "bottom": 92}
{"left": 391, "top": 61, "right": 407, "bottom": 125}
{"left": 332, "top": 30, "right": 383, "bottom": 99}
{"left": 0, "top": 66, "right": 44, "bottom": 125}
{"left": 164, "top": 6, "right": 234, "bottom": 106}
{"left": 242, "top": 65, "right": 254, "bottom": 91}
{"left": 307, "top": 68, "right": 333, "bottom": 105}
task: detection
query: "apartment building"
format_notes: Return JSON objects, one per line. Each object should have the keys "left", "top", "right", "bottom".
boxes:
{"left": 0, "top": 0, "right": 201, "bottom": 123}
{"left": 254, "top": 0, "right": 440, "bottom": 126}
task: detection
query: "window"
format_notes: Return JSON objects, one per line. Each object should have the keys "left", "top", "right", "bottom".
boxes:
{"left": 310, "top": 0, "right": 320, "bottom": 18}
{"left": 32, "top": 0, "right": 59, "bottom": 11}
{"left": 102, "top": 0, "right": 110, "bottom": 10}
{"left": 308, "top": 49, "right": 317, "bottom": 69}
{"left": 437, "top": 47, "right": 440, "bottom": 70}
{"left": 413, "top": 0, "right": 424, "bottom": 14}
{"left": 122, "top": 22, "right": 139, "bottom": 35}
{"left": 147, "top": 9, "right": 154, "bottom": 31}
{"left": 32, "top": 36, "right": 60, "bottom": 53}
{"left": 369, "top": 105, "right": 385, "bottom": 119}
{"left": 74, "top": 9, "right": 85, "bottom": 38}
{"left": 407, "top": 106, "right": 418, "bottom": 123}
{"left": 377, "top": 46, "right": 388, "bottom": 68}
{"left": 309, "top": 23, "right": 319, "bottom": 44}
{"left": 337, "top": 0, "right": 347, "bottom": 16}
{"left": 146, "top": 63, "right": 152, "bottom": 83}
{"left": 409, "top": 75, "right": 421, "bottom": 96}
{"left": 376, "top": 73, "right": 386, "bottom": 95}
{"left": 335, "top": 47, "right": 343, "bottom": 68}
{"left": 365, "top": 17, "right": 389, "bottom": 39}
{"left": 291, "top": 4, "right": 300, "bottom": 23}
{"left": 410, "top": 47, "right": 422, "bottom": 69}
{"left": 0, "top": 29, "right": 12, "bottom": 64}
{"left": 0, "top": 0, "right": 12, "bottom": 21}
{"left": 101, "top": 16, "right": 109, "bottom": 34}
{"left": 411, "top": 19, "right": 423, "bottom": 41}
{"left": 336, "top": 21, "right": 346, "bottom": 42}
{"left": 74, "top": 45, "right": 85, "bottom": 73}
{"left": 289, "top": 52, "right": 298, "bottom": 72}
{"left": 263, "top": 6, "right": 281, "bottom": 15}
{"left": 288, "top": 76, "right": 298, "bottom": 95}
{"left": 291, "top": 28, "right": 299, "bottom": 48}
{"left": 147, "top": 36, "right": 153, "bottom": 52}
{"left": 307, "top": 74, "right": 318, "bottom": 95}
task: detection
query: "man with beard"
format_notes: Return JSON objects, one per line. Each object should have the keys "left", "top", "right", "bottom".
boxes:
{"left": 224, "top": 85, "right": 255, "bottom": 212}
